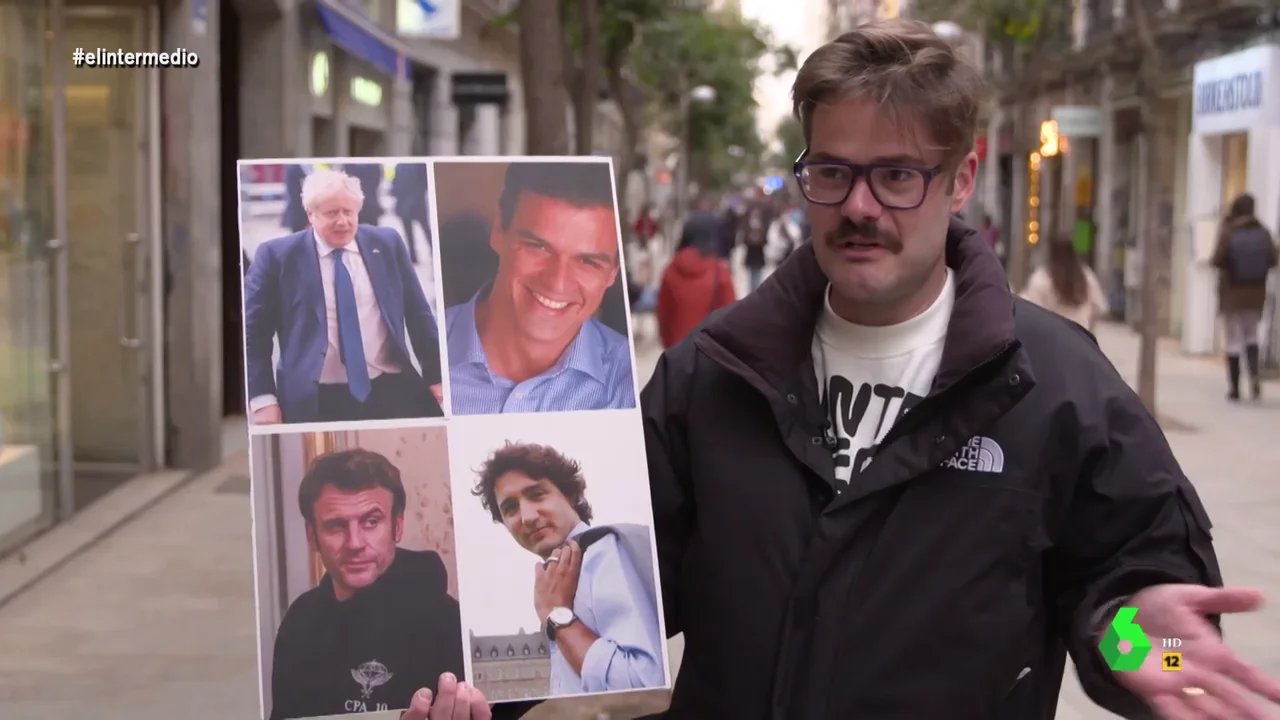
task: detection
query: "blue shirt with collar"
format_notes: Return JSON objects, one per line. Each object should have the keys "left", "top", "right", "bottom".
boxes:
{"left": 445, "top": 286, "right": 637, "bottom": 415}
{"left": 549, "top": 522, "right": 665, "bottom": 695}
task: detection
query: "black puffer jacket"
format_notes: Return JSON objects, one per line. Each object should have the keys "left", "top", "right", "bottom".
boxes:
{"left": 638, "top": 218, "right": 1221, "bottom": 719}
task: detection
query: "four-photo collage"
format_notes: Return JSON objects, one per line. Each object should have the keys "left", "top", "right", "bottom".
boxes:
{"left": 238, "top": 157, "right": 669, "bottom": 720}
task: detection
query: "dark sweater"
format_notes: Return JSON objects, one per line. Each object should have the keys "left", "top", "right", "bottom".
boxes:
{"left": 268, "top": 548, "right": 464, "bottom": 719}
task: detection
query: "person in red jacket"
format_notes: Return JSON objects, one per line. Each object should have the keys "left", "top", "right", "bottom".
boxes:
{"left": 658, "top": 211, "right": 737, "bottom": 348}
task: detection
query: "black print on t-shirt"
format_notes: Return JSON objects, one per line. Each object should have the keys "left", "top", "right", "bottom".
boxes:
{"left": 824, "top": 374, "right": 925, "bottom": 481}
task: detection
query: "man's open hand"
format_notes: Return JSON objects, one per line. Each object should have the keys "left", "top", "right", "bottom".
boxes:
{"left": 1112, "top": 585, "right": 1280, "bottom": 719}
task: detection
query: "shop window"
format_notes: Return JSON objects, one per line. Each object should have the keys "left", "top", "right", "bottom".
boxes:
{"left": 1221, "top": 132, "right": 1249, "bottom": 212}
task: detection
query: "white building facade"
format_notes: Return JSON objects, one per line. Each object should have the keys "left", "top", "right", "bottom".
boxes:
{"left": 1183, "top": 43, "right": 1280, "bottom": 361}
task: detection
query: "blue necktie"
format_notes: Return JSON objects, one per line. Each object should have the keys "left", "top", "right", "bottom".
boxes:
{"left": 332, "top": 249, "right": 372, "bottom": 402}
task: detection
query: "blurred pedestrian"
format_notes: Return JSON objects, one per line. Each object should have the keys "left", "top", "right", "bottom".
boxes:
{"left": 632, "top": 201, "right": 658, "bottom": 245}
{"left": 1212, "top": 192, "right": 1278, "bottom": 401}
{"left": 280, "top": 163, "right": 309, "bottom": 233}
{"left": 391, "top": 162, "right": 431, "bottom": 263}
{"left": 741, "top": 192, "right": 775, "bottom": 292}
{"left": 1019, "top": 233, "right": 1108, "bottom": 331}
{"left": 343, "top": 163, "right": 385, "bottom": 225}
{"left": 657, "top": 211, "right": 736, "bottom": 348}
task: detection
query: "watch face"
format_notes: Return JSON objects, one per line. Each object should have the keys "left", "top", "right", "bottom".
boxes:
{"left": 549, "top": 607, "right": 574, "bottom": 626}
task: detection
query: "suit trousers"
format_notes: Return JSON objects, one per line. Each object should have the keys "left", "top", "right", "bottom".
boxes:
{"left": 316, "top": 371, "right": 442, "bottom": 421}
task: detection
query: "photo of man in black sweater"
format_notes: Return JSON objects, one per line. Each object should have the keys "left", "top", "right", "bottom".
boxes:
{"left": 267, "top": 448, "right": 465, "bottom": 720}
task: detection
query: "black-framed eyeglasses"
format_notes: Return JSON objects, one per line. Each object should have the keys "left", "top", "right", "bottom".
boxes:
{"left": 792, "top": 151, "right": 943, "bottom": 210}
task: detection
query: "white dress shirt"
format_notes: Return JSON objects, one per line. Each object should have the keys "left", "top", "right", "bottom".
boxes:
{"left": 249, "top": 231, "right": 400, "bottom": 412}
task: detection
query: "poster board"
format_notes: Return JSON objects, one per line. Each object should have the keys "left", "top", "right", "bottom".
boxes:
{"left": 237, "top": 156, "right": 670, "bottom": 719}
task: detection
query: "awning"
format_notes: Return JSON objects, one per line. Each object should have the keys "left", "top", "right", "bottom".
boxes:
{"left": 314, "top": 0, "right": 409, "bottom": 79}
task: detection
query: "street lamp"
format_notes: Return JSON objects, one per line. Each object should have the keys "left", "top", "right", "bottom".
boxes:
{"left": 930, "top": 20, "right": 966, "bottom": 42}
{"left": 674, "top": 83, "right": 717, "bottom": 234}
{"left": 690, "top": 85, "right": 717, "bottom": 103}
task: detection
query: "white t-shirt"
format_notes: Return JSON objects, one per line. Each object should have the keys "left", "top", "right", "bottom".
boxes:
{"left": 812, "top": 270, "right": 956, "bottom": 490}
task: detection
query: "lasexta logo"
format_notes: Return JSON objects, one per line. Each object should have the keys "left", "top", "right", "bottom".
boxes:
{"left": 1099, "top": 606, "right": 1153, "bottom": 672}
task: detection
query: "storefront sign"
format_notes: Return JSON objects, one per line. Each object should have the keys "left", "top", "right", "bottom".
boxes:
{"left": 395, "top": 0, "right": 460, "bottom": 40}
{"left": 1050, "top": 106, "right": 1102, "bottom": 137}
{"left": 351, "top": 76, "right": 384, "bottom": 107}
{"left": 1195, "top": 72, "right": 1263, "bottom": 116}
{"left": 451, "top": 72, "right": 509, "bottom": 105}
{"left": 1191, "top": 44, "right": 1280, "bottom": 135}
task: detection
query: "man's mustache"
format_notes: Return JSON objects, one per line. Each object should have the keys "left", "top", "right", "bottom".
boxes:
{"left": 825, "top": 220, "right": 901, "bottom": 251}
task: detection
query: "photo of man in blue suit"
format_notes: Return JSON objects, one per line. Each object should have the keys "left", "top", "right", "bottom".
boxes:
{"left": 243, "top": 167, "right": 445, "bottom": 425}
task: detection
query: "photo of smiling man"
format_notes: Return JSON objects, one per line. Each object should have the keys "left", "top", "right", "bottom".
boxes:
{"left": 434, "top": 160, "right": 637, "bottom": 416}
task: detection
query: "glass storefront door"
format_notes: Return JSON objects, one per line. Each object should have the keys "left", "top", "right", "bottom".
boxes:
{"left": 1220, "top": 132, "right": 1249, "bottom": 212}
{"left": 62, "top": 4, "right": 156, "bottom": 505}
{"left": 0, "top": 0, "right": 56, "bottom": 552}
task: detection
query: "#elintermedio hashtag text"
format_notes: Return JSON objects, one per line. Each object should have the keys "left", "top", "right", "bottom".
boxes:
{"left": 71, "top": 48, "right": 200, "bottom": 68}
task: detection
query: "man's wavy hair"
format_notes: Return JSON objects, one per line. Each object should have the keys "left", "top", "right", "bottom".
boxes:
{"left": 791, "top": 18, "right": 986, "bottom": 173}
{"left": 472, "top": 442, "right": 594, "bottom": 524}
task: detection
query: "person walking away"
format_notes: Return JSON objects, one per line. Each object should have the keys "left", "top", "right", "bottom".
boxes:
{"left": 1020, "top": 233, "right": 1109, "bottom": 330}
{"left": 714, "top": 200, "right": 740, "bottom": 260}
{"left": 343, "top": 162, "right": 386, "bottom": 226}
{"left": 280, "top": 163, "right": 310, "bottom": 233}
{"left": 742, "top": 195, "right": 774, "bottom": 293}
{"left": 1212, "top": 192, "right": 1279, "bottom": 401}
{"left": 657, "top": 211, "right": 736, "bottom": 349}
{"left": 391, "top": 162, "right": 431, "bottom": 263}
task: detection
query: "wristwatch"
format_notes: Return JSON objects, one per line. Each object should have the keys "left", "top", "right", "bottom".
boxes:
{"left": 545, "top": 606, "right": 576, "bottom": 641}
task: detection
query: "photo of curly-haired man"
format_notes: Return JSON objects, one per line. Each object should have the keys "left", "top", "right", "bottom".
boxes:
{"left": 447, "top": 410, "right": 667, "bottom": 702}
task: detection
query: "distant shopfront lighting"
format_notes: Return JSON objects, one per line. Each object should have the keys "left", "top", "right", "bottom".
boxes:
{"left": 1028, "top": 152, "right": 1041, "bottom": 245}
{"left": 310, "top": 52, "right": 330, "bottom": 97}
{"left": 351, "top": 76, "right": 383, "bottom": 107}
{"left": 1039, "top": 120, "right": 1060, "bottom": 157}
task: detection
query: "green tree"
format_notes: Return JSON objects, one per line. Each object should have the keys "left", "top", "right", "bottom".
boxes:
{"left": 633, "top": 5, "right": 795, "bottom": 191}
{"left": 504, "top": 0, "right": 679, "bottom": 196}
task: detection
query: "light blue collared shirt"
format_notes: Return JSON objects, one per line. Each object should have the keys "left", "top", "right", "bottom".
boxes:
{"left": 549, "top": 523, "right": 665, "bottom": 695}
{"left": 445, "top": 287, "right": 637, "bottom": 415}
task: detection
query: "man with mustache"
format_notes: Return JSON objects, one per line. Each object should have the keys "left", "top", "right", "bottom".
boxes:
{"left": 400, "top": 19, "right": 1280, "bottom": 720}
{"left": 445, "top": 162, "right": 636, "bottom": 415}
{"left": 269, "top": 449, "right": 464, "bottom": 720}
{"left": 625, "top": 17, "right": 1280, "bottom": 720}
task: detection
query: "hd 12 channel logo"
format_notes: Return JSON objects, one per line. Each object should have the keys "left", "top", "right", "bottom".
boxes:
{"left": 1099, "top": 606, "right": 1184, "bottom": 672}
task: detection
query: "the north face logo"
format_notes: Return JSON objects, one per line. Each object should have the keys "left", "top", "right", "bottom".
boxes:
{"left": 942, "top": 436, "right": 1005, "bottom": 473}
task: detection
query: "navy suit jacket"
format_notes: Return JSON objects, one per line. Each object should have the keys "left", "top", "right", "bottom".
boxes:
{"left": 243, "top": 226, "right": 443, "bottom": 423}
